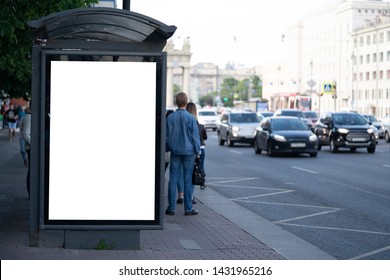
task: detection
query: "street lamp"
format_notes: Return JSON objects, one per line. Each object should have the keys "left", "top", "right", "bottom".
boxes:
{"left": 375, "top": 27, "right": 379, "bottom": 116}
{"left": 351, "top": 52, "right": 356, "bottom": 109}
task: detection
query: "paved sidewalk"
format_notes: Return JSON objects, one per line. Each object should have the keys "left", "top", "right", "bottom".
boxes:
{"left": 0, "top": 128, "right": 285, "bottom": 260}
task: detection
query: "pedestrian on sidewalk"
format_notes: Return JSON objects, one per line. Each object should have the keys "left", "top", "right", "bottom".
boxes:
{"left": 165, "top": 92, "right": 200, "bottom": 216}
{"left": 165, "top": 109, "right": 185, "bottom": 205}
{"left": 186, "top": 102, "right": 207, "bottom": 203}
{"left": 21, "top": 104, "right": 31, "bottom": 197}
{"left": 6, "top": 104, "right": 18, "bottom": 141}
{"left": 18, "top": 106, "right": 28, "bottom": 166}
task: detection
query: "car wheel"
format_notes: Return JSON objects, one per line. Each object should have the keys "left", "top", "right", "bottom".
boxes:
{"left": 385, "top": 131, "right": 390, "bottom": 143}
{"left": 227, "top": 134, "right": 234, "bottom": 147}
{"left": 367, "top": 145, "right": 376, "bottom": 154}
{"left": 350, "top": 147, "right": 357, "bottom": 152}
{"left": 267, "top": 143, "right": 274, "bottom": 157}
{"left": 254, "top": 139, "right": 262, "bottom": 154}
{"left": 213, "top": 128, "right": 217, "bottom": 131}
{"left": 218, "top": 132, "right": 225, "bottom": 146}
{"left": 309, "top": 152, "right": 318, "bottom": 157}
{"left": 330, "top": 138, "right": 338, "bottom": 153}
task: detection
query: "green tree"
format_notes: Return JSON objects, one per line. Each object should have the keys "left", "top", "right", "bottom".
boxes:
{"left": 219, "top": 77, "right": 238, "bottom": 107}
{"left": 0, "top": 0, "right": 98, "bottom": 99}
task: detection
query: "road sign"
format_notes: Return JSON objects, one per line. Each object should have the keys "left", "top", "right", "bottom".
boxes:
{"left": 307, "top": 79, "right": 316, "bottom": 88}
{"left": 322, "top": 82, "right": 335, "bottom": 95}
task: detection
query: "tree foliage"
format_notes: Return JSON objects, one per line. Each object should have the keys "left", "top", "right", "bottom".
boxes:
{"left": 218, "top": 75, "right": 262, "bottom": 107}
{"left": 0, "top": 0, "right": 98, "bottom": 99}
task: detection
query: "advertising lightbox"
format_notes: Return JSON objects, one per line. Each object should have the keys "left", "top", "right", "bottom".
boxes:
{"left": 42, "top": 51, "right": 165, "bottom": 228}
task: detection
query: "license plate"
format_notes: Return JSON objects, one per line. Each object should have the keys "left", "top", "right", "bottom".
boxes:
{"left": 291, "top": 143, "right": 306, "bottom": 148}
{"left": 352, "top": 138, "right": 365, "bottom": 142}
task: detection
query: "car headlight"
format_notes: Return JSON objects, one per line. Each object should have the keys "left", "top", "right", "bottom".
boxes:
{"left": 309, "top": 134, "right": 318, "bottom": 142}
{"left": 338, "top": 128, "right": 349, "bottom": 134}
{"left": 367, "top": 128, "right": 374, "bottom": 134}
{"left": 273, "top": 134, "right": 287, "bottom": 142}
{"left": 232, "top": 126, "right": 239, "bottom": 132}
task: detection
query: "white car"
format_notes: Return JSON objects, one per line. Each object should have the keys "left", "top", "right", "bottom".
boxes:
{"left": 198, "top": 109, "right": 218, "bottom": 131}
{"left": 361, "top": 114, "right": 384, "bottom": 139}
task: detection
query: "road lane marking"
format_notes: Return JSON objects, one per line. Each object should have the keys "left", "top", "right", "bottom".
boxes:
{"left": 291, "top": 166, "right": 319, "bottom": 174}
{"left": 274, "top": 208, "right": 340, "bottom": 224}
{"left": 349, "top": 245, "right": 390, "bottom": 260}
{"left": 232, "top": 190, "right": 294, "bottom": 200}
{"left": 278, "top": 223, "right": 390, "bottom": 236}
{"left": 229, "top": 150, "right": 243, "bottom": 155}
{"left": 208, "top": 177, "right": 258, "bottom": 184}
{"left": 383, "top": 164, "right": 390, "bottom": 168}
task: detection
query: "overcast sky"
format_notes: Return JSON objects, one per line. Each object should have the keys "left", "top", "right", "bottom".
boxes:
{"left": 122, "top": 0, "right": 342, "bottom": 67}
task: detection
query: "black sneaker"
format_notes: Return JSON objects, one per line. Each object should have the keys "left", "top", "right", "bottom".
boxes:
{"left": 184, "top": 209, "right": 198, "bottom": 216}
{"left": 165, "top": 209, "right": 175, "bottom": 215}
{"left": 192, "top": 198, "right": 197, "bottom": 204}
{"left": 176, "top": 197, "right": 184, "bottom": 204}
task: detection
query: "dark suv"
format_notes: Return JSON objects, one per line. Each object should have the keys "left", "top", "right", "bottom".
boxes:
{"left": 314, "top": 112, "right": 376, "bottom": 153}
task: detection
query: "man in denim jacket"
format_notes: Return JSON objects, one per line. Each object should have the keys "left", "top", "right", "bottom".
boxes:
{"left": 165, "top": 92, "right": 200, "bottom": 216}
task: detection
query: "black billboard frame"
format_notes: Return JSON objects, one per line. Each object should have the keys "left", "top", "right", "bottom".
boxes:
{"left": 38, "top": 49, "right": 167, "bottom": 230}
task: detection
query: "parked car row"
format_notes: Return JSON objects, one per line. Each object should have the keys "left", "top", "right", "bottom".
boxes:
{"left": 216, "top": 109, "right": 383, "bottom": 156}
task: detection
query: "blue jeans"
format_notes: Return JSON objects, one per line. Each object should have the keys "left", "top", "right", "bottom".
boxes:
{"left": 200, "top": 148, "right": 206, "bottom": 175}
{"left": 168, "top": 154, "right": 196, "bottom": 212}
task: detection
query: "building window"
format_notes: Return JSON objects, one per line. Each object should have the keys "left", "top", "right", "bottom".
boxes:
{"left": 360, "top": 55, "right": 363, "bottom": 64}
{"left": 353, "top": 73, "right": 357, "bottom": 81}
{"left": 387, "top": 51, "right": 390, "bottom": 61}
{"left": 366, "top": 54, "right": 370, "bottom": 64}
{"left": 379, "top": 32, "right": 384, "bottom": 43}
{"left": 360, "top": 37, "right": 364, "bottom": 47}
{"left": 373, "top": 53, "right": 377, "bottom": 63}
{"left": 380, "top": 52, "right": 384, "bottom": 62}
{"left": 387, "top": 70, "right": 390, "bottom": 79}
{"left": 387, "top": 89, "right": 390, "bottom": 99}
{"left": 373, "top": 71, "right": 377, "bottom": 80}
{"left": 380, "top": 70, "right": 383, "bottom": 79}
{"left": 360, "top": 72, "right": 363, "bottom": 81}
{"left": 367, "top": 35, "right": 371, "bottom": 45}
{"left": 387, "top": 31, "right": 390, "bottom": 41}
{"left": 366, "top": 72, "right": 370, "bottom": 80}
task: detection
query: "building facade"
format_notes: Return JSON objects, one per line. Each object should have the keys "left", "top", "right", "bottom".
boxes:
{"left": 263, "top": 0, "right": 390, "bottom": 118}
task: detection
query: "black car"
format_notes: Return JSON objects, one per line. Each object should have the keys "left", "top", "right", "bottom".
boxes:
{"left": 253, "top": 117, "right": 318, "bottom": 157}
{"left": 314, "top": 112, "right": 376, "bottom": 153}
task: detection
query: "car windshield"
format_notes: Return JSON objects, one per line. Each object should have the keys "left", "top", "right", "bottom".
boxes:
{"left": 333, "top": 114, "right": 367, "bottom": 125}
{"left": 364, "top": 115, "right": 378, "bottom": 122}
{"left": 280, "top": 111, "right": 304, "bottom": 118}
{"left": 199, "top": 111, "right": 216, "bottom": 117}
{"left": 303, "top": 112, "right": 317, "bottom": 118}
{"left": 230, "top": 113, "right": 259, "bottom": 123}
{"left": 271, "top": 119, "right": 308, "bottom": 131}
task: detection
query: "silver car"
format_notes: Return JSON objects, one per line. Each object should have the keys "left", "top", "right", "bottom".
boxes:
{"left": 361, "top": 114, "right": 384, "bottom": 139}
{"left": 217, "top": 111, "right": 260, "bottom": 147}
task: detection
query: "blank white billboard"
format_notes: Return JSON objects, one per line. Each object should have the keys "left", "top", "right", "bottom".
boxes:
{"left": 48, "top": 61, "right": 156, "bottom": 221}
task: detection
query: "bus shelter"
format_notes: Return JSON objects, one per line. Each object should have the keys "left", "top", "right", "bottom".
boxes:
{"left": 28, "top": 7, "right": 176, "bottom": 249}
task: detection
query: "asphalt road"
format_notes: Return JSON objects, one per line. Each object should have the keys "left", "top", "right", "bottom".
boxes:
{"left": 203, "top": 130, "right": 390, "bottom": 260}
